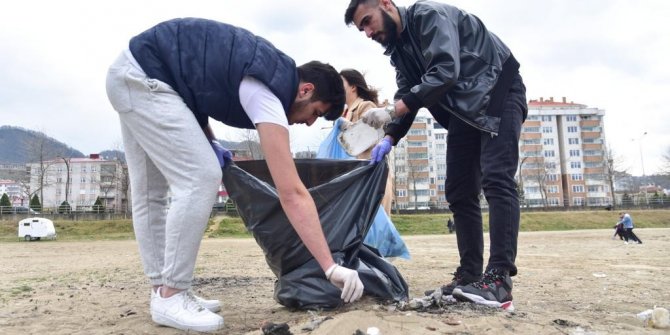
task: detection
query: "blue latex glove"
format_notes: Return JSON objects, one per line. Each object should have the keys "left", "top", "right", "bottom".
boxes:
{"left": 370, "top": 137, "right": 392, "bottom": 164}
{"left": 211, "top": 140, "right": 233, "bottom": 167}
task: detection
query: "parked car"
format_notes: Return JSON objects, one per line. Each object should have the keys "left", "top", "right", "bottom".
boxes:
{"left": 13, "top": 206, "right": 40, "bottom": 215}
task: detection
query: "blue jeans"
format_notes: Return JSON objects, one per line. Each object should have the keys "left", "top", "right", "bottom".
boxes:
{"left": 445, "top": 74, "right": 526, "bottom": 279}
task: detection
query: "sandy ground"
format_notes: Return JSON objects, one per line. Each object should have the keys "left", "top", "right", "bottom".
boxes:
{"left": 1, "top": 228, "right": 669, "bottom": 335}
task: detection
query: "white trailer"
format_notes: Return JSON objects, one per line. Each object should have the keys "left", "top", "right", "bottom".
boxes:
{"left": 18, "top": 217, "right": 57, "bottom": 241}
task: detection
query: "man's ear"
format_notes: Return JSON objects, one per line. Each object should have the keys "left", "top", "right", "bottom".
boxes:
{"left": 299, "top": 83, "right": 315, "bottom": 98}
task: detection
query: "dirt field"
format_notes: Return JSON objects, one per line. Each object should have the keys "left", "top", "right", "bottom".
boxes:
{"left": 1, "top": 229, "right": 669, "bottom": 335}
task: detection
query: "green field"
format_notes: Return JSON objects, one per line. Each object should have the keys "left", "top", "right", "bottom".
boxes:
{"left": 1, "top": 209, "right": 668, "bottom": 242}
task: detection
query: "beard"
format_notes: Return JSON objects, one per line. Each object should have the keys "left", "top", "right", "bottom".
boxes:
{"left": 375, "top": 9, "right": 399, "bottom": 48}
{"left": 288, "top": 99, "right": 309, "bottom": 124}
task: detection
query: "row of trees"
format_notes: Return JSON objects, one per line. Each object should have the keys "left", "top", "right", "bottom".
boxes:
{"left": 0, "top": 192, "right": 107, "bottom": 214}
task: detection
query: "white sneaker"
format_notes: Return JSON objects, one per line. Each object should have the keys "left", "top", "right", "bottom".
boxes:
{"left": 151, "top": 288, "right": 224, "bottom": 332}
{"left": 193, "top": 293, "right": 221, "bottom": 313}
{"left": 151, "top": 288, "right": 221, "bottom": 312}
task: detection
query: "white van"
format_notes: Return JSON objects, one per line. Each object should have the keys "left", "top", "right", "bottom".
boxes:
{"left": 18, "top": 217, "right": 57, "bottom": 241}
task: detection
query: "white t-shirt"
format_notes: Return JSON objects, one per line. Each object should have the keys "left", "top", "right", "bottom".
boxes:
{"left": 238, "top": 76, "right": 289, "bottom": 130}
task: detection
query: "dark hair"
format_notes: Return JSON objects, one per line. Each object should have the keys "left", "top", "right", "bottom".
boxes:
{"left": 345, "top": 0, "right": 394, "bottom": 25}
{"left": 297, "top": 61, "right": 345, "bottom": 121}
{"left": 340, "top": 68, "right": 379, "bottom": 105}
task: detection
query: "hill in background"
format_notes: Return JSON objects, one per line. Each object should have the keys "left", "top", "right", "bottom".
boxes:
{"left": 0, "top": 126, "right": 84, "bottom": 164}
{"left": 0, "top": 125, "right": 254, "bottom": 165}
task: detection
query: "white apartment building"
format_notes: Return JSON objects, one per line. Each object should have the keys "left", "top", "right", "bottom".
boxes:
{"left": 0, "top": 179, "right": 24, "bottom": 206}
{"left": 27, "top": 154, "right": 128, "bottom": 211}
{"left": 392, "top": 109, "right": 447, "bottom": 209}
{"left": 520, "top": 97, "right": 611, "bottom": 207}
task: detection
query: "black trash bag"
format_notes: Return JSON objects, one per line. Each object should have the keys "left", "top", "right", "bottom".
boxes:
{"left": 221, "top": 159, "right": 409, "bottom": 310}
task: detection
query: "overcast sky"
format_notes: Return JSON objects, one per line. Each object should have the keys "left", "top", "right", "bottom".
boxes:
{"left": 1, "top": 0, "right": 668, "bottom": 175}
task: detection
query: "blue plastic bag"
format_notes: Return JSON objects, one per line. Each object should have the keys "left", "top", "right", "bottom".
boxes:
{"left": 317, "top": 118, "right": 353, "bottom": 160}
{"left": 364, "top": 206, "right": 411, "bottom": 259}
{"left": 318, "top": 118, "right": 410, "bottom": 260}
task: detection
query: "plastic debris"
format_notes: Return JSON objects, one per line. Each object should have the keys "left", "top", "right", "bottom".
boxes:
{"left": 637, "top": 307, "right": 670, "bottom": 329}
{"left": 261, "top": 321, "right": 292, "bottom": 335}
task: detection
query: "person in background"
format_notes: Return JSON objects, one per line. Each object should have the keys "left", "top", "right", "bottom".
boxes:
{"left": 447, "top": 217, "right": 455, "bottom": 234}
{"left": 611, "top": 221, "right": 625, "bottom": 240}
{"left": 344, "top": 0, "right": 526, "bottom": 311}
{"left": 106, "top": 18, "right": 363, "bottom": 332}
{"left": 318, "top": 69, "right": 410, "bottom": 259}
{"left": 618, "top": 212, "right": 642, "bottom": 244}
{"left": 340, "top": 69, "right": 393, "bottom": 216}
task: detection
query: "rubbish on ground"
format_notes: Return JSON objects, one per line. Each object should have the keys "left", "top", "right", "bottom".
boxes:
{"left": 637, "top": 307, "right": 669, "bottom": 329}
{"left": 261, "top": 321, "right": 292, "bottom": 335}
{"left": 300, "top": 313, "right": 333, "bottom": 332}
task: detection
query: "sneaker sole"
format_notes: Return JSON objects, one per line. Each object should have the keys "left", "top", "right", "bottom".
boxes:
{"left": 452, "top": 289, "right": 515, "bottom": 312}
{"left": 152, "top": 312, "right": 224, "bottom": 332}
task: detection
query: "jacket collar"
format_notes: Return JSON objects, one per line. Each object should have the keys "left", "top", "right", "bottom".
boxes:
{"left": 345, "top": 97, "right": 365, "bottom": 120}
{"left": 384, "top": 6, "right": 408, "bottom": 56}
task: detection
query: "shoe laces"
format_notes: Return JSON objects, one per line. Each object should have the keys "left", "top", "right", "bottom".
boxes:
{"left": 182, "top": 290, "right": 206, "bottom": 312}
{"left": 450, "top": 272, "right": 463, "bottom": 283}
{"left": 472, "top": 270, "right": 503, "bottom": 289}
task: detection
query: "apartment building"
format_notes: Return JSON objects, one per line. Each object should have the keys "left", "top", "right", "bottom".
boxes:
{"left": 519, "top": 97, "right": 611, "bottom": 207}
{"left": 392, "top": 109, "right": 447, "bottom": 209}
{"left": 27, "top": 154, "right": 128, "bottom": 211}
{"left": 0, "top": 179, "right": 24, "bottom": 206}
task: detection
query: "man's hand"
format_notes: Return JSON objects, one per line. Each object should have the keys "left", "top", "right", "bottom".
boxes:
{"left": 325, "top": 264, "right": 364, "bottom": 303}
{"left": 210, "top": 140, "right": 233, "bottom": 167}
{"left": 361, "top": 106, "right": 394, "bottom": 128}
{"left": 370, "top": 137, "right": 393, "bottom": 164}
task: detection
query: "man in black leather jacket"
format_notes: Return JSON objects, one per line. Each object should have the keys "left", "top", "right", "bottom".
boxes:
{"left": 345, "top": 0, "right": 527, "bottom": 311}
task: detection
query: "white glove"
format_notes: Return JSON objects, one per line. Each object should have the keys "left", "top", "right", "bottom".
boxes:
{"left": 325, "top": 264, "right": 364, "bottom": 303}
{"left": 360, "top": 106, "right": 395, "bottom": 128}
{"left": 337, "top": 117, "right": 353, "bottom": 131}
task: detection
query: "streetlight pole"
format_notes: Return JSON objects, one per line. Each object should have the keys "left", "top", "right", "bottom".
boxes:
{"left": 60, "top": 157, "right": 70, "bottom": 204}
{"left": 631, "top": 132, "right": 647, "bottom": 206}
{"left": 637, "top": 132, "right": 647, "bottom": 177}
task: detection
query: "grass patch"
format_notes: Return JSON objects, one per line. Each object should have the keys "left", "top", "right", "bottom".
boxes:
{"left": 0, "top": 210, "right": 668, "bottom": 241}
{"left": 0, "top": 219, "right": 135, "bottom": 242}
{"left": 11, "top": 284, "right": 33, "bottom": 296}
{"left": 207, "top": 216, "right": 252, "bottom": 238}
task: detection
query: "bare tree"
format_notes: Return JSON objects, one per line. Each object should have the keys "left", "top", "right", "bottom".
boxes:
{"left": 237, "top": 129, "right": 264, "bottom": 159}
{"left": 23, "top": 130, "right": 57, "bottom": 209}
{"left": 604, "top": 146, "right": 628, "bottom": 210}
{"left": 100, "top": 142, "right": 129, "bottom": 213}
{"left": 407, "top": 159, "right": 421, "bottom": 208}
{"left": 517, "top": 156, "right": 530, "bottom": 208}
{"left": 522, "top": 157, "right": 551, "bottom": 208}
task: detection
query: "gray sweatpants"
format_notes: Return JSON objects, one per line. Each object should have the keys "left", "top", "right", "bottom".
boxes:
{"left": 105, "top": 51, "right": 222, "bottom": 289}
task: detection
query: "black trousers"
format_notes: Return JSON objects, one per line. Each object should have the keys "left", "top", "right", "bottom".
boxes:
{"left": 624, "top": 228, "right": 642, "bottom": 243}
{"left": 445, "top": 73, "right": 526, "bottom": 280}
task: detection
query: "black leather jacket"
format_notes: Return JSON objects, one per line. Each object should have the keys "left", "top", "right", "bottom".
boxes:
{"left": 385, "top": 1, "right": 519, "bottom": 141}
